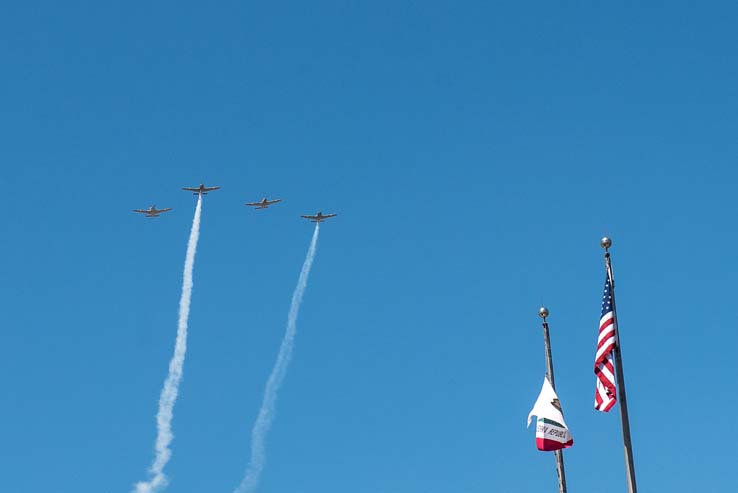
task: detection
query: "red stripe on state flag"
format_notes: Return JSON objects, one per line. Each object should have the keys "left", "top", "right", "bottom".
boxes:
{"left": 537, "top": 437, "right": 574, "bottom": 451}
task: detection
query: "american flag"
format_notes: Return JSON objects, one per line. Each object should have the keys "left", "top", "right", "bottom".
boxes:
{"left": 594, "top": 275, "right": 617, "bottom": 411}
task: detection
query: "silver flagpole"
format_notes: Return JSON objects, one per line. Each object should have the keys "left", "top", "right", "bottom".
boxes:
{"left": 601, "top": 237, "right": 637, "bottom": 493}
{"left": 538, "top": 306, "right": 567, "bottom": 493}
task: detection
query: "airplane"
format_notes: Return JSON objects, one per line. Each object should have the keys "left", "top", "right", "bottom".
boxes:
{"left": 301, "top": 211, "right": 337, "bottom": 223}
{"left": 182, "top": 183, "right": 220, "bottom": 195}
{"left": 133, "top": 205, "right": 173, "bottom": 218}
{"left": 245, "top": 197, "right": 282, "bottom": 209}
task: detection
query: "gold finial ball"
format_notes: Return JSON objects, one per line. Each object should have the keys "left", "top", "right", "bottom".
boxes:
{"left": 538, "top": 306, "right": 549, "bottom": 318}
{"left": 601, "top": 236, "right": 612, "bottom": 249}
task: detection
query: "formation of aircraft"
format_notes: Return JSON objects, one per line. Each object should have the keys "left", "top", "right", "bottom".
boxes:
{"left": 133, "top": 205, "right": 173, "bottom": 217}
{"left": 136, "top": 184, "right": 336, "bottom": 224}
{"left": 301, "top": 211, "right": 337, "bottom": 223}
{"left": 245, "top": 197, "right": 282, "bottom": 209}
{"left": 182, "top": 183, "right": 221, "bottom": 195}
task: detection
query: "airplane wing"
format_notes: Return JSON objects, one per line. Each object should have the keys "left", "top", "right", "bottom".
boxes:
{"left": 266, "top": 199, "right": 282, "bottom": 205}
{"left": 133, "top": 209, "right": 148, "bottom": 214}
{"left": 323, "top": 214, "right": 337, "bottom": 218}
{"left": 301, "top": 215, "right": 318, "bottom": 220}
{"left": 182, "top": 187, "right": 199, "bottom": 192}
{"left": 245, "top": 202, "right": 261, "bottom": 207}
{"left": 159, "top": 208, "right": 173, "bottom": 214}
{"left": 203, "top": 186, "right": 220, "bottom": 192}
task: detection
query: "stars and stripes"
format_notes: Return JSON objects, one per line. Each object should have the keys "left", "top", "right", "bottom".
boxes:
{"left": 594, "top": 275, "right": 617, "bottom": 412}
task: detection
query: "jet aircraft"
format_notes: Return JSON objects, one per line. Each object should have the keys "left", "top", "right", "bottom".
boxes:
{"left": 301, "top": 211, "right": 337, "bottom": 223}
{"left": 133, "top": 206, "right": 173, "bottom": 217}
{"left": 245, "top": 197, "right": 282, "bottom": 209}
{"left": 182, "top": 183, "right": 220, "bottom": 195}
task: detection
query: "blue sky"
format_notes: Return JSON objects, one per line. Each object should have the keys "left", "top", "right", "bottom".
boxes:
{"left": 1, "top": 1, "right": 737, "bottom": 492}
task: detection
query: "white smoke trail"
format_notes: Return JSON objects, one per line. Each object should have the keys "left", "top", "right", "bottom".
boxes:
{"left": 235, "top": 224, "right": 321, "bottom": 493}
{"left": 134, "top": 196, "right": 203, "bottom": 493}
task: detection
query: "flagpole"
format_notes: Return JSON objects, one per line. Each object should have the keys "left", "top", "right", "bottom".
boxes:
{"left": 601, "top": 237, "right": 637, "bottom": 493}
{"left": 538, "top": 306, "right": 567, "bottom": 493}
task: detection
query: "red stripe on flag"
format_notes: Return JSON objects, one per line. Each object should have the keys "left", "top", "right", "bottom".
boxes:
{"left": 599, "top": 317, "right": 613, "bottom": 331}
{"left": 599, "top": 398, "right": 616, "bottom": 412}
{"left": 536, "top": 437, "right": 574, "bottom": 451}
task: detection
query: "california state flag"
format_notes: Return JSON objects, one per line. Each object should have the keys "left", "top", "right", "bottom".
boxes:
{"left": 527, "top": 377, "right": 574, "bottom": 451}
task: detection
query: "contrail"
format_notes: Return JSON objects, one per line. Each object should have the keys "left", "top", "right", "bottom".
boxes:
{"left": 134, "top": 195, "right": 203, "bottom": 493}
{"left": 235, "top": 224, "right": 321, "bottom": 493}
